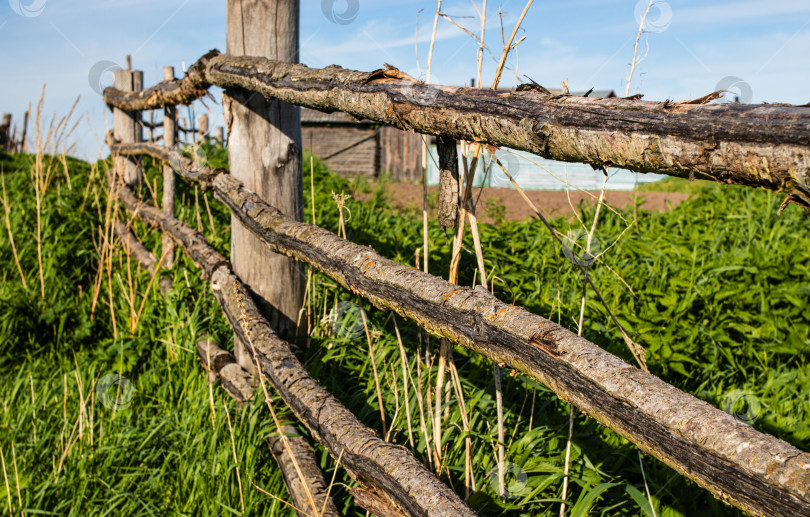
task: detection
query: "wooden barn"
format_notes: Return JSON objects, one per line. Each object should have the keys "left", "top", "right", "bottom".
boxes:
{"left": 301, "top": 107, "right": 431, "bottom": 182}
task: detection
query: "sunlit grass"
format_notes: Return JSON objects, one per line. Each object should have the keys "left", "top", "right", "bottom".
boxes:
{"left": 0, "top": 140, "right": 806, "bottom": 515}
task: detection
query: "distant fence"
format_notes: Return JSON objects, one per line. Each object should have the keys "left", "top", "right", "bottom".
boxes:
{"left": 0, "top": 111, "right": 28, "bottom": 153}
{"left": 102, "top": 48, "right": 810, "bottom": 517}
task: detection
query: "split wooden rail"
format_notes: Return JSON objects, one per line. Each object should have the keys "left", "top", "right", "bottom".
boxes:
{"left": 104, "top": 49, "right": 810, "bottom": 517}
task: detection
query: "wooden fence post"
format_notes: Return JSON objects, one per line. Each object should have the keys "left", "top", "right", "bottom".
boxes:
{"left": 197, "top": 113, "right": 208, "bottom": 143}
{"left": 225, "top": 0, "right": 304, "bottom": 371}
{"left": 162, "top": 66, "right": 176, "bottom": 268}
{"left": 113, "top": 56, "right": 143, "bottom": 185}
{"left": 215, "top": 126, "right": 225, "bottom": 145}
{"left": 0, "top": 113, "right": 11, "bottom": 151}
{"left": 20, "top": 110, "right": 28, "bottom": 153}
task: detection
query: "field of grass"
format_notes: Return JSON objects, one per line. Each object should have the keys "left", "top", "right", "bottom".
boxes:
{"left": 0, "top": 142, "right": 807, "bottom": 516}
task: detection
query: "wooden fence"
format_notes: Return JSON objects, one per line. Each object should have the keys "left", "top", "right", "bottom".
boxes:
{"left": 102, "top": 47, "right": 810, "bottom": 517}
{"left": 0, "top": 112, "right": 28, "bottom": 153}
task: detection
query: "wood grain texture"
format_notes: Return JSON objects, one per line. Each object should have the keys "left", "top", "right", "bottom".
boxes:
{"left": 225, "top": 0, "right": 304, "bottom": 378}
{"left": 213, "top": 174, "right": 810, "bottom": 517}
{"left": 196, "top": 336, "right": 338, "bottom": 514}
{"left": 115, "top": 181, "right": 474, "bottom": 517}
{"left": 112, "top": 69, "right": 143, "bottom": 186}
{"left": 196, "top": 337, "right": 255, "bottom": 401}
{"left": 162, "top": 66, "right": 177, "bottom": 268}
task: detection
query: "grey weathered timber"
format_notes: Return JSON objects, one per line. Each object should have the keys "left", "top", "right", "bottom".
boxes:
{"left": 104, "top": 50, "right": 810, "bottom": 206}
{"left": 112, "top": 64, "right": 144, "bottom": 186}
{"left": 197, "top": 113, "right": 208, "bottom": 143}
{"left": 108, "top": 141, "right": 809, "bottom": 517}
{"left": 225, "top": 1, "right": 304, "bottom": 377}
{"left": 162, "top": 66, "right": 177, "bottom": 268}
{"left": 209, "top": 173, "right": 810, "bottom": 517}
{"left": 0, "top": 113, "right": 11, "bottom": 151}
{"left": 195, "top": 336, "right": 339, "bottom": 515}
{"left": 114, "top": 181, "right": 476, "bottom": 517}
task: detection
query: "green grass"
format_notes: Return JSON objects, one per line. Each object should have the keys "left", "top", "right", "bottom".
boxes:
{"left": 0, "top": 144, "right": 807, "bottom": 516}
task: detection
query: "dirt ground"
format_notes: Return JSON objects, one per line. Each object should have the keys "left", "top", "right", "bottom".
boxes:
{"left": 356, "top": 183, "right": 690, "bottom": 223}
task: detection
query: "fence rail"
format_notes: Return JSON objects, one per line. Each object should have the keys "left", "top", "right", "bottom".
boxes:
{"left": 104, "top": 50, "right": 810, "bottom": 208}
{"left": 103, "top": 45, "right": 810, "bottom": 517}
{"left": 114, "top": 178, "right": 474, "bottom": 516}
{"left": 110, "top": 139, "right": 810, "bottom": 517}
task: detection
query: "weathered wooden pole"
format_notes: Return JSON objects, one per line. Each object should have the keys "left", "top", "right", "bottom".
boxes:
{"left": 113, "top": 56, "right": 143, "bottom": 185}
{"left": 215, "top": 126, "right": 225, "bottom": 145}
{"left": 196, "top": 113, "right": 208, "bottom": 143}
{"left": 0, "top": 113, "right": 11, "bottom": 151}
{"left": 225, "top": 0, "right": 304, "bottom": 370}
{"left": 20, "top": 110, "right": 28, "bottom": 153}
{"left": 162, "top": 66, "right": 177, "bottom": 268}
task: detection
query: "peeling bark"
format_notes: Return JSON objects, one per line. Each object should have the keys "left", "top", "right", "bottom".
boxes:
{"left": 116, "top": 223, "right": 341, "bottom": 516}
{"left": 115, "top": 182, "right": 475, "bottom": 517}
{"left": 210, "top": 173, "right": 810, "bottom": 517}
{"left": 196, "top": 336, "right": 339, "bottom": 516}
{"left": 203, "top": 54, "right": 810, "bottom": 204}
{"left": 436, "top": 136, "right": 459, "bottom": 229}
{"left": 196, "top": 337, "right": 255, "bottom": 402}
{"left": 110, "top": 144, "right": 810, "bottom": 517}
{"left": 103, "top": 50, "right": 219, "bottom": 111}
{"left": 268, "top": 425, "right": 341, "bottom": 517}
{"left": 105, "top": 51, "right": 810, "bottom": 203}
{"left": 350, "top": 487, "right": 406, "bottom": 517}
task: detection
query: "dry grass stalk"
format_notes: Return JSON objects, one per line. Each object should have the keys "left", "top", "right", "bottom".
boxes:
{"left": 331, "top": 192, "right": 387, "bottom": 437}
{"left": 1, "top": 446, "right": 11, "bottom": 515}
{"left": 392, "top": 317, "right": 416, "bottom": 450}
{"left": 223, "top": 402, "right": 246, "bottom": 514}
{"left": 1, "top": 173, "right": 27, "bottom": 289}
{"left": 358, "top": 298, "right": 388, "bottom": 437}
{"left": 626, "top": 0, "right": 655, "bottom": 97}
{"left": 234, "top": 282, "right": 321, "bottom": 517}
{"left": 561, "top": 172, "right": 608, "bottom": 516}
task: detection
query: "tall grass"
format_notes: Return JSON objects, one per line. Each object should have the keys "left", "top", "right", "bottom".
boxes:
{"left": 0, "top": 130, "right": 807, "bottom": 515}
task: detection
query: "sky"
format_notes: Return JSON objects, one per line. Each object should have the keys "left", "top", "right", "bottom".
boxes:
{"left": 1, "top": 0, "right": 809, "bottom": 160}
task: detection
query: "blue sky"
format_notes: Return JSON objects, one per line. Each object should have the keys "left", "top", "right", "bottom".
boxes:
{"left": 2, "top": 0, "right": 809, "bottom": 160}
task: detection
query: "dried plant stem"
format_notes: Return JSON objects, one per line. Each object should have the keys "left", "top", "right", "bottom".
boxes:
{"left": 626, "top": 0, "right": 654, "bottom": 97}
{"left": 639, "top": 451, "right": 659, "bottom": 517}
{"left": 561, "top": 172, "right": 608, "bottom": 517}
{"left": 358, "top": 296, "right": 388, "bottom": 437}
{"left": 223, "top": 402, "right": 246, "bottom": 514}
{"left": 234, "top": 282, "right": 321, "bottom": 517}
{"left": 131, "top": 249, "right": 168, "bottom": 332}
{"left": 494, "top": 363, "right": 505, "bottom": 500}
{"left": 392, "top": 317, "right": 415, "bottom": 450}
{"left": 1, "top": 174, "right": 27, "bottom": 289}
{"left": 1, "top": 446, "right": 11, "bottom": 515}
{"left": 426, "top": 0, "right": 442, "bottom": 83}
{"left": 477, "top": 0, "right": 488, "bottom": 87}
{"left": 34, "top": 91, "right": 45, "bottom": 299}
